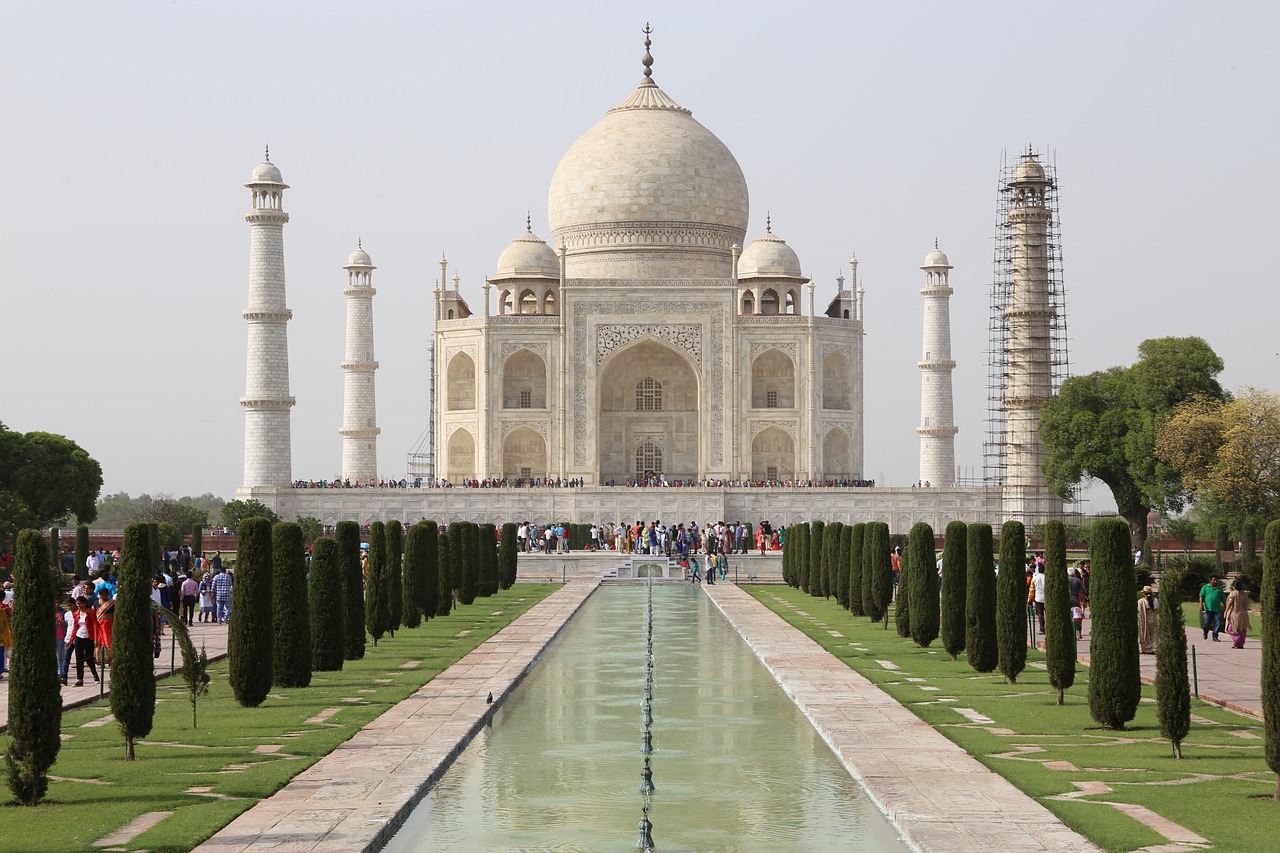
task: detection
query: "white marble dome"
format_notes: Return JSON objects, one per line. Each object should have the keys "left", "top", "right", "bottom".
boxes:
{"left": 1014, "top": 156, "right": 1046, "bottom": 182}
{"left": 922, "top": 246, "right": 950, "bottom": 268}
{"left": 494, "top": 230, "right": 559, "bottom": 279}
{"left": 347, "top": 244, "right": 373, "bottom": 267}
{"left": 738, "top": 229, "right": 803, "bottom": 279}
{"left": 250, "top": 159, "right": 284, "bottom": 184}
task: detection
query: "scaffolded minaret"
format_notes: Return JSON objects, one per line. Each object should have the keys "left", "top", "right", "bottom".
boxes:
{"left": 918, "top": 242, "right": 958, "bottom": 487}
{"left": 240, "top": 148, "right": 295, "bottom": 491}
{"left": 340, "top": 241, "right": 380, "bottom": 483}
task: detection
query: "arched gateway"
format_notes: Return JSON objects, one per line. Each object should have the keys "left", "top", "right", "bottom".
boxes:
{"left": 597, "top": 339, "right": 699, "bottom": 483}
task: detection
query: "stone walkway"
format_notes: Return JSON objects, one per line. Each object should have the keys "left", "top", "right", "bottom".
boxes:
{"left": 193, "top": 581, "right": 599, "bottom": 853}
{"left": 704, "top": 583, "right": 1101, "bottom": 853}
{"left": 0, "top": 619, "right": 230, "bottom": 731}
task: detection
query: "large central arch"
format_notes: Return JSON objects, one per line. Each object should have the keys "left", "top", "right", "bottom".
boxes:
{"left": 597, "top": 339, "right": 700, "bottom": 482}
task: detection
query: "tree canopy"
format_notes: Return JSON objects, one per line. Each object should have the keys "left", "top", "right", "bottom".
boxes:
{"left": 0, "top": 422, "right": 102, "bottom": 537}
{"left": 220, "top": 499, "right": 280, "bottom": 532}
{"left": 90, "top": 492, "right": 220, "bottom": 530}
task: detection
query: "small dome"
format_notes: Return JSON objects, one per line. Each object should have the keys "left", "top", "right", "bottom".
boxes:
{"left": 493, "top": 230, "right": 559, "bottom": 280}
{"left": 738, "top": 229, "right": 802, "bottom": 279}
{"left": 250, "top": 159, "right": 284, "bottom": 184}
{"left": 347, "top": 244, "right": 372, "bottom": 267}
{"left": 1014, "top": 156, "right": 1046, "bottom": 182}
{"left": 923, "top": 246, "right": 951, "bottom": 268}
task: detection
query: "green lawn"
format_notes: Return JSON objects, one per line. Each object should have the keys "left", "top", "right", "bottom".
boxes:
{"left": 745, "top": 585, "right": 1279, "bottom": 853}
{"left": 0, "top": 585, "right": 559, "bottom": 853}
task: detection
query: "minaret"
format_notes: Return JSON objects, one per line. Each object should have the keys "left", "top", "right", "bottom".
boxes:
{"left": 340, "top": 241, "right": 380, "bottom": 483}
{"left": 917, "top": 241, "right": 958, "bottom": 487}
{"left": 240, "top": 148, "right": 295, "bottom": 492}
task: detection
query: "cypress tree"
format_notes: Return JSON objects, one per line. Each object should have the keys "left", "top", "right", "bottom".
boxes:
{"left": 308, "top": 537, "right": 345, "bottom": 671}
{"left": 997, "top": 520, "right": 1028, "bottom": 684}
{"left": 402, "top": 522, "right": 423, "bottom": 629}
{"left": 792, "top": 524, "right": 807, "bottom": 590}
{"left": 866, "top": 522, "right": 893, "bottom": 627}
{"left": 4, "top": 530, "right": 62, "bottom": 803}
{"left": 1088, "top": 518, "right": 1142, "bottom": 729}
{"left": 837, "top": 524, "right": 852, "bottom": 609}
{"left": 849, "top": 522, "right": 865, "bottom": 617}
{"left": 48, "top": 527, "right": 59, "bottom": 570}
{"left": 808, "top": 520, "right": 825, "bottom": 597}
{"left": 148, "top": 522, "right": 161, "bottom": 574}
{"left": 191, "top": 523, "right": 203, "bottom": 562}
{"left": 895, "top": 536, "right": 912, "bottom": 638}
{"left": 365, "top": 521, "right": 390, "bottom": 646}
{"left": 1043, "top": 520, "right": 1075, "bottom": 704}
{"left": 455, "top": 521, "right": 479, "bottom": 605}
{"left": 229, "top": 517, "right": 273, "bottom": 707}
{"left": 1263, "top": 520, "right": 1280, "bottom": 798}
{"left": 387, "top": 520, "right": 404, "bottom": 636}
{"left": 940, "top": 521, "right": 967, "bottom": 661}
{"left": 478, "top": 523, "right": 499, "bottom": 596}
{"left": 422, "top": 520, "right": 440, "bottom": 619}
{"left": 965, "top": 523, "right": 998, "bottom": 673}
{"left": 336, "top": 521, "right": 365, "bottom": 660}
{"left": 500, "top": 522, "right": 518, "bottom": 589}
{"left": 908, "top": 522, "right": 939, "bottom": 647}
{"left": 1155, "top": 563, "right": 1191, "bottom": 758}
{"left": 113, "top": 523, "right": 157, "bottom": 757}
{"left": 822, "top": 521, "right": 840, "bottom": 600}
{"left": 271, "top": 522, "right": 311, "bottom": 688}
{"left": 437, "top": 527, "right": 454, "bottom": 617}
{"left": 74, "top": 525, "right": 89, "bottom": 579}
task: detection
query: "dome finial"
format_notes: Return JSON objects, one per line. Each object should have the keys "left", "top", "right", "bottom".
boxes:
{"left": 358, "top": 237, "right": 363, "bottom": 250}
{"left": 766, "top": 212, "right": 772, "bottom": 233}
{"left": 264, "top": 144, "right": 270, "bottom": 162}
{"left": 934, "top": 237, "right": 939, "bottom": 249}
{"left": 641, "top": 23, "right": 655, "bottom": 85}
{"left": 526, "top": 211, "right": 532, "bottom": 233}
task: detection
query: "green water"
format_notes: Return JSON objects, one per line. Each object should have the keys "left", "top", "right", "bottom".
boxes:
{"left": 383, "top": 585, "right": 906, "bottom": 852}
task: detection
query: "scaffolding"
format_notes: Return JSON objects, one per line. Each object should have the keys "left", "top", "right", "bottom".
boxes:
{"left": 406, "top": 339, "right": 436, "bottom": 483}
{"left": 983, "top": 148, "right": 1070, "bottom": 488}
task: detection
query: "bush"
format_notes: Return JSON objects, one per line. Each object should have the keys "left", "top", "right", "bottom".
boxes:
{"left": 895, "top": 538, "right": 911, "bottom": 639}
{"left": 1262, "top": 520, "right": 1280, "bottom": 797}
{"left": 822, "top": 521, "right": 840, "bottom": 600}
{"left": 387, "top": 520, "right": 404, "bottom": 636}
{"left": 865, "top": 522, "right": 892, "bottom": 626}
{"left": 365, "top": 521, "right": 390, "bottom": 646}
{"left": 1088, "top": 518, "right": 1141, "bottom": 729}
{"left": 437, "top": 527, "right": 454, "bottom": 617}
{"left": 402, "top": 522, "right": 422, "bottom": 629}
{"left": 308, "top": 537, "right": 344, "bottom": 671}
{"left": 336, "top": 521, "right": 365, "bottom": 660}
{"left": 808, "top": 520, "right": 825, "bottom": 597}
{"left": 1043, "top": 520, "right": 1075, "bottom": 704}
{"left": 1156, "top": 563, "right": 1190, "bottom": 757}
{"left": 478, "top": 523, "right": 499, "bottom": 597}
{"left": 500, "top": 522, "right": 518, "bottom": 589}
{"left": 229, "top": 517, "right": 273, "bottom": 707}
{"left": 997, "top": 521, "right": 1028, "bottom": 683}
{"left": 4, "top": 529, "right": 62, "bottom": 803}
{"left": 453, "top": 521, "right": 478, "bottom": 606}
{"left": 837, "top": 524, "right": 852, "bottom": 610}
{"left": 422, "top": 520, "right": 440, "bottom": 619}
{"left": 1168, "top": 555, "right": 1217, "bottom": 601}
{"left": 271, "top": 522, "right": 311, "bottom": 688}
{"left": 908, "top": 522, "right": 938, "bottom": 648}
{"left": 112, "top": 523, "right": 157, "bottom": 757}
{"left": 849, "top": 523, "right": 865, "bottom": 617}
{"left": 940, "top": 521, "right": 967, "bottom": 661}
{"left": 966, "top": 523, "right": 997, "bottom": 673}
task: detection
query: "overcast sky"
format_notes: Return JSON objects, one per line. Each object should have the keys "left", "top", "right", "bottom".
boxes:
{"left": 3, "top": 2, "right": 1276, "bottom": 514}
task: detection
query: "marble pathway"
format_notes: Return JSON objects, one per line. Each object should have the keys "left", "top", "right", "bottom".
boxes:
{"left": 704, "top": 583, "right": 1102, "bottom": 853}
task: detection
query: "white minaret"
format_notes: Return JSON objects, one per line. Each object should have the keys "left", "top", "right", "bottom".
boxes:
{"left": 340, "top": 241, "right": 380, "bottom": 483}
{"left": 918, "top": 242, "right": 958, "bottom": 487}
{"left": 240, "top": 148, "right": 295, "bottom": 491}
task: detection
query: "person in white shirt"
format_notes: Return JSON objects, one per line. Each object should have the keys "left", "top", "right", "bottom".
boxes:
{"left": 1031, "top": 565, "right": 1047, "bottom": 635}
{"left": 86, "top": 551, "right": 99, "bottom": 575}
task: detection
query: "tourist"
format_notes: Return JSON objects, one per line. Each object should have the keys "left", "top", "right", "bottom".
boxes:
{"left": 1029, "top": 563, "right": 1046, "bottom": 635}
{"left": 198, "top": 572, "right": 215, "bottom": 622}
{"left": 1137, "top": 586, "right": 1158, "bottom": 654}
{"left": 0, "top": 597, "right": 10, "bottom": 679}
{"left": 96, "top": 587, "right": 116, "bottom": 665}
{"left": 1225, "top": 579, "right": 1251, "bottom": 649}
{"left": 67, "top": 595, "right": 100, "bottom": 686}
{"left": 212, "top": 568, "right": 233, "bottom": 623}
{"left": 180, "top": 572, "right": 200, "bottom": 626}
{"left": 1199, "top": 575, "right": 1225, "bottom": 641}
{"left": 54, "top": 595, "right": 69, "bottom": 683}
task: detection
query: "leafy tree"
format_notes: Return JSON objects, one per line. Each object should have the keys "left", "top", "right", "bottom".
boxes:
{"left": 808, "top": 520, "right": 825, "bottom": 597}
{"left": 908, "top": 522, "right": 938, "bottom": 647}
{"left": 865, "top": 522, "right": 892, "bottom": 627}
{"left": 1243, "top": 522, "right": 1259, "bottom": 587}
{"left": 271, "top": 522, "right": 311, "bottom": 688}
{"left": 229, "top": 517, "right": 273, "bottom": 707}
{"left": 308, "top": 537, "right": 345, "bottom": 671}
{"left": 1088, "top": 518, "right": 1142, "bottom": 729}
{"left": 437, "top": 527, "right": 454, "bottom": 617}
{"left": 4, "top": 530, "right": 62, "bottom": 803}
{"left": 48, "top": 528, "right": 59, "bottom": 571}
{"left": 940, "top": 521, "right": 967, "bottom": 661}
{"left": 220, "top": 498, "right": 280, "bottom": 533}
{"left": 836, "top": 524, "right": 852, "bottom": 609}
{"left": 296, "top": 516, "right": 324, "bottom": 545}
{"left": 171, "top": 618, "right": 210, "bottom": 729}
{"left": 1165, "top": 517, "right": 1198, "bottom": 558}
{"left": 1043, "top": 520, "right": 1076, "bottom": 705}
{"left": 1041, "top": 336, "right": 1226, "bottom": 559}
{"left": 478, "top": 523, "right": 499, "bottom": 597}
{"left": 1215, "top": 523, "right": 1232, "bottom": 576}
{"left": 365, "top": 522, "right": 390, "bottom": 646}
{"left": 1264, "top": 520, "right": 1280, "bottom": 798}
{"left": 423, "top": 521, "right": 441, "bottom": 617}
{"left": 89, "top": 491, "right": 222, "bottom": 530}
{"left": 895, "top": 535, "right": 911, "bottom": 639}
{"left": 848, "top": 522, "right": 865, "bottom": 617}
{"left": 966, "top": 523, "right": 998, "bottom": 673}
{"left": 113, "top": 523, "right": 157, "bottom": 758}
{"left": 158, "top": 522, "right": 180, "bottom": 550}
{"left": 1155, "top": 563, "right": 1191, "bottom": 757}
{"left": 0, "top": 490, "right": 36, "bottom": 549}
{"left": 386, "top": 520, "right": 404, "bottom": 635}
{"left": 997, "top": 520, "right": 1028, "bottom": 684}
{"left": 0, "top": 424, "right": 103, "bottom": 531}
{"left": 336, "top": 522, "right": 365, "bottom": 660}
{"left": 500, "top": 522, "right": 518, "bottom": 589}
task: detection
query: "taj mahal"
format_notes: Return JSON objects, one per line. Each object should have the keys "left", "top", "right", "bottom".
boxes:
{"left": 237, "top": 30, "right": 1066, "bottom": 531}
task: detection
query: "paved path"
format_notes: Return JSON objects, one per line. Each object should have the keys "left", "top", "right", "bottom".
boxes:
{"left": 704, "top": 583, "right": 1101, "bottom": 853}
{"left": 193, "top": 580, "right": 599, "bottom": 853}
{"left": 0, "top": 619, "right": 230, "bottom": 731}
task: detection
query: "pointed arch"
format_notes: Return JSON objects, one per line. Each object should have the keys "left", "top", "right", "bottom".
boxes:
{"left": 447, "top": 428, "right": 476, "bottom": 481}
{"left": 822, "top": 350, "right": 852, "bottom": 410}
{"left": 751, "top": 426, "right": 795, "bottom": 481}
{"left": 502, "top": 349, "right": 547, "bottom": 409}
{"left": 502, "top": 427, "right": 547, "bottom": 480}
{"left": 822, "top": 427, "right": 852, "bottom": 480}
{"left": 447, "top": 352, "right": 476, "bottom": 410}
{"left": 751, "top": 348, "right": 796, "bottom": 408}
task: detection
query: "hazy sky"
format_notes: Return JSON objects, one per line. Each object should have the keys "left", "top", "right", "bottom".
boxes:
{"left": 3, "top": 2, "right": 1276, "bottom": 513}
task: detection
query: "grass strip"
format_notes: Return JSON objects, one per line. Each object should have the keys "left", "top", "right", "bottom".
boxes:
{"left": 745, "top": 585, "right": 1278, "bottom": 853}
{"left": 0, "top": 584, "right": 559, "bottom": 853}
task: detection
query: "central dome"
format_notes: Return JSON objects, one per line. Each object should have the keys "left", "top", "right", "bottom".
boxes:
{"left": 547, "top": 77, "right": 749, "bottom": 279}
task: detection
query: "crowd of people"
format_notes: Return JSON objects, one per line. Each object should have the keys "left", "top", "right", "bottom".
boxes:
{"left": 291, "top": 477, "right": 877, "bottom": 490}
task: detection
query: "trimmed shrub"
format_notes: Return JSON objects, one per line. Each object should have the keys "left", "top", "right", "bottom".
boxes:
{"left": 453, "top": 521, "right": 478, "bottom": 605}
{"left": 794, "top": 524, "right": 809, "bottom": 591}
{"left": 437, "top": 527, "right": 454, "bottom": 617}
{"left": 865, "top": 522, "right": 893, "bottom": 627}
{"left": 908, "top": 522, "right": 938, "bottom": 648}
{"left": 1261, "top": 520, "right": 1280, "bottom": 797}
{"left": 308, "top": 537, "right": 344, "bottom": 671}
{"left": 1088, "top": 518, "right": 1142, "bottom": 729}
{"left": 148, "top": 522, "right": 161, "bottom": 574}
{"left": 940, "top": 521, "right": 967, "bottom": 661}
{"left": 895, "top": 538, "right": 912, "bottom": 639}
{"left": 5, "top": 529, "right": 62, "bottom": 803}
{"left": 387, "top": 520, "right": 404, "bottom": 636}
{"left": 478, "top": 523, "right": 499, "bottom": 597}
{"left": 965, "top": 523, "right": 998, "bottom": 673}
{"left": 191, "top": 523, "right": 203, "bottom": 561}
{"left": 402, "top": 521, "right": 422, "bottom": 629}
{"left": 782, "top": 527, "right": 795, "bottom": 587}
{"left": 336, "top": 521, "right": 365, "bottom": 660}
{"left": 271, "top": 522, "right": 311, "bottom": 688}
{"left": 422, "top": 521, "right": 440, "bottom": 619}
{"left": 230, "top": 517, "right": 273, "bottom": 707}
{"left": 74, "top": 525, "right": 89, "bottom": 579}
{"left": 849, "top": 522, "right": 865, "bottom": 617}
{"left": 365, "top": 521, "right": 390, "bottom": 646}
{"left": 1043, "top": 520, "right": 1075, "bottom": 704}
{"left": 113, "top": 523, "right": 157, "bottom": 757}
{"left": 1156, "top": 563, "right": 1191, "bottom": 757}
{"left": 48, "top": 527, "right": 59, "bottom": 570}
{"left": 822, "top": 521, "right": 840, "bottom": 600}
{"left": 808, "top": 520, "right": 825, "bottom": 598}
{"left": 997, "top": 520, "right": 1028, "bottom": 684}
{"left": 837, "top": 524, "right": 852, "bottom": 609}
{"left": 500, "top": 522, "right": 518, "bottom": 589}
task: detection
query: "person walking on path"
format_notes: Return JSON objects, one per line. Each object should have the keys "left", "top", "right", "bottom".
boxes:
{"left": 66, "top": 596, "right": 100, "bottom": 686}
{"left": 180, "top": 573, "right": 199, "bottom": 626}
{"left": 1029, "top": 564, "right": 1047, "bottom": 635}
{"left": 1225, "top": 579, "right": 1252, "bottom": 649}
{"left": 1199, "top": 575, "right": 1226, "bottom": 641}
{"left": 212, "top": 568, "right": 233, "bottom": 623}
{"left": 1137, "top": 585, "right": 1159, "bottom": 654}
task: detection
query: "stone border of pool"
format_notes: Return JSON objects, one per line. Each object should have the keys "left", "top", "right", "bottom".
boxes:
{"left": 192, "top": 581, "right": 600, "bottom": 853}
{"left": 704, "top": 584, "right": 1101, "bottom": 853}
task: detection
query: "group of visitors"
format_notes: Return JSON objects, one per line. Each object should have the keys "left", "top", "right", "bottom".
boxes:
{"left": 291, "top": 476, "right": 878, "bottom": 490}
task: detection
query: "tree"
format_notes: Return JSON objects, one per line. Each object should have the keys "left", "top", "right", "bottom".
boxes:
{"left": 191, "top": 523, "right": 203, "bottom": 561}
{"left": 4, "top": 530, "right": 61, "bottom": 803}
{"left": 147, "top": 522, "right": 161, "bottom": 575}
{"left": 808, "top": 520, "right": 825, "bottom": 597}
{"left": 823, "top": 522, "right": 840, "bottom": 600}
{"left": 1243, "top": 522, "right": 1259, "bottom": 587}
{"left": 158, "top": 522, "right": 180, "bottom": 550}
{"left": 848, "top": 523, "right": 865, "bottom": 617}
{"left": 1088, "top": 518, "right": 1142, "bottom": 729}
{"left": 793, "top": 523, "right": 810, "bottom": 592}
{"left": 272, "top": 522, "right": 311, "bottom": 688}
{"left": 837, "top": 524, "right": 852, "bottom": 610}
{"left": 386, "top": 520, "right": 404, "bottom": 635}
{"left": 113, "top": 523, "right": 156, "bottom": 758}
{"left": 365, "top": 521, "right": 390, "bottom": 646}
{"left": 1043, "top": 520, "right": 1076, "bottom": 705}
{"left": 940, "top": 521, "right": 967, "bottom": 661}
{"left": 1264, "top": 520, "right": 1280, "bottom": 798}
{"left": 500, "top": 522, "right": 518, "bottom": 589}
{"left": 1155, "top": 563, "right": 1191, "bottom": 757}
{"left": 336, "top": 522, "right": 365, "bottom": 660}
{"left": 895, "top": 535, "right": 911, "bottom": 639}
{"left": 403, "top": 522, "right": 423, "bottom": 629}
{"left": 997, "top": 520, "right": 1028, "bottom": 684}
{"left": 865, "top": 522, "right": 892, "bottom": 626}
{"left": 1041, "top": 336, "right": 1226, "bottom": 559}
{"left": 437, "top": 527, "right": 454, "bottom": 617}
{"left": 478, "top": 523, "right": 499, "bottom": 597}
{"left": 74, "top": 525, "right": 90, "bottom": 579}
{"left": 0, "top": 423, "right": 103, "bottom": 532}
{"left": 423, "top": 521, "right": 441, "bottom": 620}
{"left": 454, "top": 521, "right": 478, "bottom": 605}
{"left": 229, "top": 517, "right": 273, "bottom": 707}
{"left": 48, "top": 527, "right": 59, "bottom": 571}
{"left": 1165, "top": 517, "right": 1198, "bottom": 558}
{"left": 220, "top": 498, "right": 280, "bottom": 533}
{"left": 1215, "top": 523, "right": 1232, "bottom": 576}
{"left": 966, "top": 523, "right": 998, "bottom": 673}
{"left": 908, "top": 522, "right": 939, "bottom": 648}
{"left": 308, "top": 537, "right": 345, "bottom": 671}
{"left": 296, "top": 516, "right": 324, "bottom": 545}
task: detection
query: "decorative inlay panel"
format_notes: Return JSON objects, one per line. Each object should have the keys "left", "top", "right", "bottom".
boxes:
{"left": 501, "top": 420, "right": 549, "bottom": 440}
{"left": 499, "top": 342, "right": 550, "bottom": 361}
{"left": 749, "top": 341, "right": 798, "bottom": 362}
{"left": 596, "top": 324, "right": 701, "bottom": 367}
{"left": 750, "top": 420, "right": 798, "bottom": 440}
